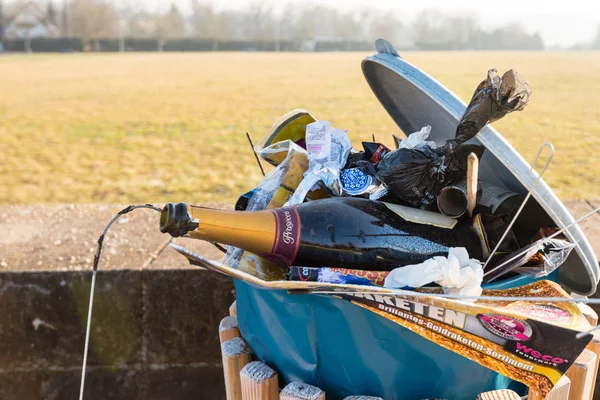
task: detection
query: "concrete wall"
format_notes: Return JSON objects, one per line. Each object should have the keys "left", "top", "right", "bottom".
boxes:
{"left": 0, "top": 269, "right": 234, "bottom": 400}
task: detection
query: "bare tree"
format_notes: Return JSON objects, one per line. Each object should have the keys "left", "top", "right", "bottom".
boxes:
{"left": 156, "top": 3, "right": 186, "bottom": 38}
{"left": 364, "top": 10, "right": 405, "bottom": 45}
{"left": 155, "top": 3, "right": 186, "bottom": 50}
{"left": 411, "top": 9, "right": 452, "bottom": 45}
{"left": 61, "top": 0, "right": 70, "bottom": 36}
{"left": 71, "top": 0, "right": 118, "bottom": 39}
{"left": 245, "top": 0, "right": 275, "bottom": 40}
{"left": 46, "top": 0, "right": 57, "bottom": 27}
{"left": 0, "top": 0, "right": 4, "bottom": 40}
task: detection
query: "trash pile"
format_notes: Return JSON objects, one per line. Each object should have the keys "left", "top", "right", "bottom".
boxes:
{"left": 200, "top": 68, "right": 571, "bottom": 297}
{"left": 158, "top": 67, "right": 597, "bottom": 398}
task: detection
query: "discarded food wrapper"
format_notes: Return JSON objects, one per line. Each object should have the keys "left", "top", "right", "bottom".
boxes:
{"left": 287, "top": 266, "right": 389, "bottom": 287}
{"left": 286, "top": 121, "right": 352, "bottom": 205}
{"left": 384, "top": 247, "right": 483, "bottom": 297}
{"left": 377, "top": 69, "right": 530, "bottom": 207}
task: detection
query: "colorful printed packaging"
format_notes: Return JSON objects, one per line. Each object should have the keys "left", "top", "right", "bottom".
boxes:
{"left": 288, "top": 266, "right": 389, "bottom": 287}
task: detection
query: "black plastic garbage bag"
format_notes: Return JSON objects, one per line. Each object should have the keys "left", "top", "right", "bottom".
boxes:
{"left": 376, "top": 69, "right": 531, "bottom": 207}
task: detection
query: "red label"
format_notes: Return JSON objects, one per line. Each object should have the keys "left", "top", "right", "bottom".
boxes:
{"left": 370, "top": 144, "right": 390, "bottom": 163}
{"left": 270, "top": 207, "right": 302, "bottom": 266}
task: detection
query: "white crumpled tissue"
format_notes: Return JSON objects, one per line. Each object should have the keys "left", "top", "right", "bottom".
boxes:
{"left": 384, "top": 247, "right": 484, "bottom": 298}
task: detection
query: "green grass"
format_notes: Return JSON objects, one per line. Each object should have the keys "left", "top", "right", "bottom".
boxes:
{"left": 1, "top": 51, "right": 599, "bottom": 204}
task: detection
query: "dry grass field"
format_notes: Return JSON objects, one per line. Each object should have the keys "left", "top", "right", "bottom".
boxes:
{"left": 0, "top": 51, "right": 599, "bottom": 205}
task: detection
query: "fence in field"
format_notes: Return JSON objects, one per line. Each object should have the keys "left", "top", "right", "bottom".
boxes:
{"left": 0, "top": 37, "right": 376, "bottom": 53}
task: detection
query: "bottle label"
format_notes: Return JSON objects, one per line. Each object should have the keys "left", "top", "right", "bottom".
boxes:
{"left": 269, "top": 206, "right": 302, "bottom": 266}
{"left": 479, "top": 185, "right": 517, "bottom": 213}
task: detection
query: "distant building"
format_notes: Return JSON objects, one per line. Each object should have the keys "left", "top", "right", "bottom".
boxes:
{"left": 4, "top": 1, "right": 59, "bottom": 40}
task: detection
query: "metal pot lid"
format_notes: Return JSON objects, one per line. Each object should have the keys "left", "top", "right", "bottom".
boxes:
{"left": 362, "top": 38, "right": 599, "bottom": 295}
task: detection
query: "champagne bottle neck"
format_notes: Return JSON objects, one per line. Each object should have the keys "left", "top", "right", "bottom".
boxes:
{"left": 160, "top": 203, "right": 304, "bottom": 267}
{"left": 186, "top": 205, "right": 277, "bottom": 256}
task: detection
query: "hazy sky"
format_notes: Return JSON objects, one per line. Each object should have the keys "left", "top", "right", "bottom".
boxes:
{"left": 134, "top": 0, "right": 599, "bottom": 47}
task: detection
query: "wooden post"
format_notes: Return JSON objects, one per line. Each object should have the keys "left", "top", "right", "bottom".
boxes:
{"left": 222, "top": 337, "right": 252, "bottom": 400}
{"left": 585, "top": 332, "right": 600, "bottom": 396}
{"left": 529, "top": 375, "right": 571, "bottom": 400}
{"left": 577, "top": 303, "right": 598, "bottom": 326}
{"left": 230, "top": 300, "right": 237, "bottom": 316}
{"left": 280, "top": 382, "right": 325, "bottom": 400}
{"left": 565, "top": 348, "right": 597, "bottom": 400}
{"left": 240, "top": 361, "right": 279, "bottom": 400}
{"left": 220, "top": 316, "right": 241, "bottom": 343}
{"left": 475, "top": 389, "right": 520, "bottom": 400}
{"left": 466, "top": 152, "right": 479, "bottom": 218}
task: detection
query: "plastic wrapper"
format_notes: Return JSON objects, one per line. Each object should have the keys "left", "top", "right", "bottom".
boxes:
{"left": 384, "top": 247, "right": 484, "bottom": 297}
{"left": 484, "top": 237, "right": 576, "bottom": 283}
{"left": 286, "top": 121, "right": 352, "bottom": 205}
{"left": 397, "top": 125, "right": 436, "bottom": 149}
{"left": 376, "top": 69, "right": 530, "bottom": 207}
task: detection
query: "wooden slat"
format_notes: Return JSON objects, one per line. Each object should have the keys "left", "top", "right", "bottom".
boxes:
{"left": 565, "top": 348, "right": 596, "bottom": 400}
{"left": 280, "top": 382, "right": 325, "bottom": 400}
{"left": 222, "top": 337, "right": 252, "bottom": 400}
{"left": 529, "top": 375, "right": 571, "bottom": 400}
{"left": 220, "top": 316, "right": 241, "bottom": 343}
{"left": 240, "top": 361, "right": 279, "bottom": 400}
{"left": 577, "top": 303, "right": 598, "bottom": 326}
{"left": 476, "top": 389, "right": 520, "bottom": 400}
{"left": 230, "top": 300, "right": 238, "bottom": 316}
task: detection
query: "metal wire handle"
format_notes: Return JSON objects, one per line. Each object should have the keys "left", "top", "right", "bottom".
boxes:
{"left": 79, "top": 205, "right": 163, "bottom": 400}
{"left": 484, "top": 206, "right": 600, "bottom": 283}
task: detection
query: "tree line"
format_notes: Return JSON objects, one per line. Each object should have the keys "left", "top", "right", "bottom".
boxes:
{"left": 1, "top": 0, "right": 600, "bottom": 50}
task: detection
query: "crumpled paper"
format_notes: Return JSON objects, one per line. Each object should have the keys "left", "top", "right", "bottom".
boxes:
{"left": 384, "top": 247, "right": 484, "bottom": 297}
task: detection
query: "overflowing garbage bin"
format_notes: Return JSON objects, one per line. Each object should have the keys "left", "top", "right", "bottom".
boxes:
{"left": 161, "top": 39, "right": 599, "bottom": 400}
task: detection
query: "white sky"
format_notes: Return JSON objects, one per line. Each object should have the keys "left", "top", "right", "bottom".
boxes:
{"left": 129, "top": 0, "right": 599, "bottom": 47}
